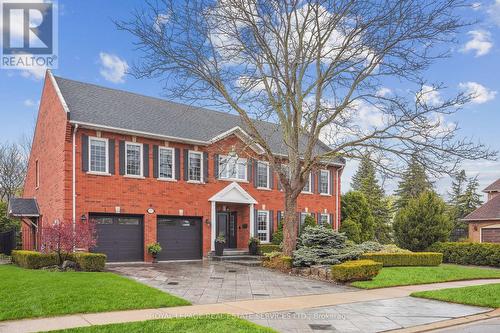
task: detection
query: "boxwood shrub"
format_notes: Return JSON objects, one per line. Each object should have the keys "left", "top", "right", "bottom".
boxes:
{"left": 11, "top": 250, "right": 107, "bottom": 271}
{"left": 72, "top": 252, "right": 107, "bottom": 271}
{"left": 259, "top": 244, "right": 280, "bottom": 255}
{"left": 331, "top": 259, "right": 382, "bottom": 282}
{"left": 428, "top": 242, "right": 500, "bottom": 267}
{"left": 360, "top": 252, "right": 442, "bottom": 267}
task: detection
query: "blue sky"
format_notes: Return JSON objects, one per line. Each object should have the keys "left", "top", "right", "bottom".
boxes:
{"left": 1, "top": 0, "right": 499, "bottom": 199}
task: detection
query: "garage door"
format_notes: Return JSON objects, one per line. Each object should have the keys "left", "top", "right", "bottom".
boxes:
{"left": 157, "top": 216, "right": 202, "bottom": 260}
{"left": 482, "top": 228, "right": 500, "bottom": 243}
{"left": 92, "top": 214, "right": 144, "bottom": 262}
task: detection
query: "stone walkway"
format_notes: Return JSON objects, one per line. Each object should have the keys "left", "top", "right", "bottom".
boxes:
{"left": 107, "top": 261, "right": 353, "bottom": 304}
{"left": 1, "top": 279, "right": 499, "bottom": 333}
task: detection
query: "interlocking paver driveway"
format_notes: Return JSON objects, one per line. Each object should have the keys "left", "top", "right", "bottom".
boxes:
{"left": 107, "top": 261, "right": 354, "bottom": 304}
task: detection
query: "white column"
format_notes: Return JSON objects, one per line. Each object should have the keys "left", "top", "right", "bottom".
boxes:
{"left": 249, "top": 203, "right": 255, "bottom": 237}
{"left": 210, "top": 201, "right": 216, "bottom": 251}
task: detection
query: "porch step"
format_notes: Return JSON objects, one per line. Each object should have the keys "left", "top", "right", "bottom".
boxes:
{"left": 222, "top": 249, "right": 249, "bottom": 256}
{"left": 210, "top": 254, "right": 262, "bottom": 261}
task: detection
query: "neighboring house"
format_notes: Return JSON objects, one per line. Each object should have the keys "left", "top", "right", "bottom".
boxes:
{"left": 10, "top": 71, "right": 344, "bottom": 262}
{"left": 463, "top": 178, "right": 500, "bottom": 243}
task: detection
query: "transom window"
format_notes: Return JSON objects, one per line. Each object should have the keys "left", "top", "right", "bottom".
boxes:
{"left": 320, "top": 213, "right": 331, "bottom": 225}
{"left": 89, "top": 137, "right": 108, "bottom": 173}
{"left": 302, "top": 172, "right": 312, "bottom": 193}
{"left": 188, "top": 151, "right": 203, "bottom": 182}
{"left": 159, "top": 147, "right": 174, "bottom": 180}
{"left": 126, "top": 142, "right": 142, "bottom": 176}
{"left": 319, "top": 170, "right": 330, "bottom": 194}
{"left": 257, "top": 210, "right": 270, "bottom": 243}
{"left": 219, "top": 155, "right": 247, "bottom": 181}
{"left": 256, "top": 161, "right": 269, "bottom": 188}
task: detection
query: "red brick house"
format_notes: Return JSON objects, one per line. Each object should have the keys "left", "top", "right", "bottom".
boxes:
{"left": 463, "top": 178, "right": 500, "bottom": 243}
{"left": 11, "top": 71, "right": 344, "bottom": 262}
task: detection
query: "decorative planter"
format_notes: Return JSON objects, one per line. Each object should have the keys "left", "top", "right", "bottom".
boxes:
{"left": 152, "top": 254, "right": 158, "bottom": 264}
{"left": 215, "top": 241, "right": 225, "bottom": 256}
{"left": 248, "top": 242, "right": 259, "bottom": 255}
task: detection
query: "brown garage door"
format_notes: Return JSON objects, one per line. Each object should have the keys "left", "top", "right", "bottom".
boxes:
{"left": 157, "top": 216, "right": 202, "bottom": 260}
{"left": 91, "top": 214, "right": 144, "bottom": 262}
{"left": 482, "top": 228, "right": 500, "bottom": 243}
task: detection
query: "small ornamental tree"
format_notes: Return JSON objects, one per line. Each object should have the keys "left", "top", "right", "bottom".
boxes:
{"left": 393, "top": 191, "right": 452, "bottom": 251}
{"left": 41, "top": 219, "right": 97, "bottom": 265}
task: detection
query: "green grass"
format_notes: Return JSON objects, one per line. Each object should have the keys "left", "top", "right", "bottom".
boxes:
{"left": 412, "top": 283, "right": 500, "bottom": 308}
{"left": 47, "top": 315, "right": 276, "bottom": 333}
{"left": 351, "top": 264, "right": 500, "bottom": 289}
{"left": 0, "top": 265, "right": 190, "bottom": 321}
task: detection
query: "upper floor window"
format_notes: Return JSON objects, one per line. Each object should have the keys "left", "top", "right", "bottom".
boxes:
{"left": 159, "top": 147, "right": 174, "bottom": 180}
{"left": 188, "top": 151, "right": 203, "bottom": 182}
{"left": 219, "top": 155, "right": 247, "bottom": 181}
{"left": 257, "top": 210, "right": 270, "bottom": 243}
{"left": 126, "top": 142, "right": 142, "bottom": 176}
{"left": 89, "top": 137, "right": 108, "bottom": 173}
{"left": 319, "top": 169, "right": 330, "bottom": 194}
{"left": 320, "top": 213, "right": 331, "bottom": 225}
{"left": 256, "top": 161, "right": 269, "bottom": 188}
{"left": 302, "top": 171, "right": 312, "bottom": 193}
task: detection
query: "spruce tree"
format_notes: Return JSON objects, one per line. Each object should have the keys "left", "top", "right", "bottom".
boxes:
{"left": 447, "top": 170, "right": 469, "bottom": 240}
{"left": 394, "top": 155, "right": 433, "bottom": 209}
{"left": 340, "top": 191, "right": 375, "bottom": 243}
{"left": 351, "top": 155, "right": 392, "bottom": 243}
{"left": 461, "top": 176, "right": 482, "bottom": 216}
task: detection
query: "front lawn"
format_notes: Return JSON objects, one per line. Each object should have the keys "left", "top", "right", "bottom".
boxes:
{"left": 47, "top": 315, "right": 276, "bottom": 333}
{"left": 412, "top": 283, "right": 500, "bottom": 308}
{"left": 0, "top": 265, "right": 189, "bottom": 321}
{"left": 351, "top": 264, "right": 500, "bottom": 289}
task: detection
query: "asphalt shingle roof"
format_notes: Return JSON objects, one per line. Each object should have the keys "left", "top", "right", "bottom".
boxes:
{"left": 463, "top": 194, "right": 500, "bottom": 221}
{"left": 7, "top": 198, "right": 40, "bottom": 217}
{"left": 54, "top": 76, "right": 344, "bottom": 164}
{"left": 484, "top": 179, "right": 500, "bottom": 193}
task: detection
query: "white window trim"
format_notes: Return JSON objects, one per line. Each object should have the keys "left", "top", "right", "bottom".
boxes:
{"left": 256, "top": 161, "right": 270, "bottom": 189}
{"left": 257, "top": 210, "right": 270, "bottom": 243}
{"left": 319, "top": 169, "right": 331, "bottom": 195}
{"left": 158, "top": 147, "right": 175, "bottom": 181}
{"left": 188, "top": 150, "right": 203, "bottom": 183}
{"left": 218, "top": 154, "right": 247, "bottom": 182}
{"left": 320, "top": 213, "right": 331, "bottom": 225}
{"left": 125, "top": 141, "right": 143, "bottom": 177}
{"left": 301, "top": 171, "right": 312, "bottom": 194}
{"left": 88, "top": 137, "right": 109, "bottom": 175}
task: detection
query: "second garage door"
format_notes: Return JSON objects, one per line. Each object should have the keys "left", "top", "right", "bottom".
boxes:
{"left": 482, "top": 228, "right": 500, "bottom": 243}
{"left": 157, "top": 216, "right": 202, "bottom": 260}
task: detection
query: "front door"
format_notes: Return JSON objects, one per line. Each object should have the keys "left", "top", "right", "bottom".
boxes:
{"left": 216, "top": 212, "right": 237, "bottom": 248}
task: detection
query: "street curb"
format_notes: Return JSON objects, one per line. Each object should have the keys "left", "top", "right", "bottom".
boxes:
{"left": 386, "top": 308, "right": 500, "bottom": 332}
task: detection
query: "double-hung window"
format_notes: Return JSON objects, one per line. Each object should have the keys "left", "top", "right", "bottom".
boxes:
{"left": 125, "top": 142, "right": 142, "bottom": 176}
{"left": 89, "top": 137, "right": 108, "bottom": 173}
{"left": 218, "top": 155, "right": 247, "bottom": 181}
{"left": 257, "top": 210, "right": 270, "bottom": 242}
{"left": 320, "top": 213, "right": 331, "bottom": 225}
{"left": 319, "top": 169, "right": 330, "bottom": 194}
{"left": 256, "top": 161, "right": 269, "bottom": 188}
{"left": 188, "top": 151, "right": 203, "bottom": 182}
{"left": 300, "top": 212, "right": 313, "bottom": 225}
{"left": 302, "top": 171, "right": 312, "bottom": 193}
{"left": 159, "top": 147, "right": 174, "bottom": 180}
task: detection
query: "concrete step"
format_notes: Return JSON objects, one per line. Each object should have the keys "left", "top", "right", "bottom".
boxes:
{"left": 223, "top": 249, "right": 249, "bottom": 255}
{"left": 210, "top": 254, "right": 262, "bottom": 261}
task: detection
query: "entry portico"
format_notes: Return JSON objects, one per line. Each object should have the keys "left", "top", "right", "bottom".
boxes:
{"left": 209, "top": 182, "right": 258, "bottom": 251}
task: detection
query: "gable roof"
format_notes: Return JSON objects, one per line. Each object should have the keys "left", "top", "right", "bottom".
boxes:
{"left": 484, "top": 179, "right": 500, "bottom": 193}
{"left": 463, "top": 194, "right": 500, "bottom": 221}
{"left": 52, "top": 75, "right": 344, "bottom": 165}
{"left": 7, "top": 198, "right": 40, "bottom": 217}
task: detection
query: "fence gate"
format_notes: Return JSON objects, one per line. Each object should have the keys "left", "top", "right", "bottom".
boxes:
{"left": 0, "top": 230, "right": 16, "bottom": 255}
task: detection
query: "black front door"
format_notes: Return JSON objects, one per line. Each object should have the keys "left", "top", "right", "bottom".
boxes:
{"left": 216, "top": 212, "right": 237, "bottom": 248}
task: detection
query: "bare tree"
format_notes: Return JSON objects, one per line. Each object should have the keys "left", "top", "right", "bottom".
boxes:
{"left": 117, "top": 0, "right": 496, "bottom": 255}
{"left": 0, "top": 143, "right": 27, "bottom": 202}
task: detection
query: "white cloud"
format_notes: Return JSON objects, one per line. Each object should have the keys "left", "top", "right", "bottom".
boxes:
{"left": 375, "top": 87, "right": 392, "bottom": 97}
{"left": 472, "top": 2, "right": 482, "bottom": 10}
{"left": 20, "top": 66, "right": 47, "bottom": 80}
{"left": 23, "top": 99, "right": 36, "bottom": 107}
{"left": 461, "top": 30, "right": 493, "bottom": 57}
{"left": 99, "top": 52, "right": 128, "bottom": 83}
{"left": 153, "top": 13, "right": 170, "bottom": 32}
{"left": 459, "top": 81, "right": 497, "bottom": 104}
{"left": 417, "top": 85, "right": 442, "bottom": 106}
{"left": 488, "top": 0, "right": 500, "bottom": 26}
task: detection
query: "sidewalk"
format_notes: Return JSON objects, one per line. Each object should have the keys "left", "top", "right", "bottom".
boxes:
{"left": 1, "top": 279, "right": 499, "bottom": 333}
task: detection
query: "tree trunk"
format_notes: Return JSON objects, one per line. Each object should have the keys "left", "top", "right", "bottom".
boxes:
{"left": 282, "top": 192, "right": 299, "bottom": 256}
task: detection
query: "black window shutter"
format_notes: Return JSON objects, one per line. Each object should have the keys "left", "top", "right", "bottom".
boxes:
{"left": 143, "top": 144, "right": 149, "bottom": 177}
{"left": 269, "top": 210, "right": 274, "bottom": 240}
{"left": 253, "top": 160, "right": 258, "bottom": 187}
{"left": 152, "top": 145, "right": 159, "bottom": 178}
{"left": 174, "top": 148, "right": 180, "bottom": 180}
{"left": 108, "top": 139, "right": 115, "bottom": 174}
{"left": 277, "top": 174, "right": 282, "bottom": 191}
{"left": 277, "top": 211, "right": 282, "bottom": 224}
{"left": 214, "top": 154, "right": 219, "bottom": 179}
{"left": 318, "top": 171, "right": 323, "bottom": 193}
{"left": 330, "top": 170, "right": 334, "bottom": 195}
{"left": 81, "top": 134, "right": 89, "bottom": 172}
{"left": 311, "top": 171, "right": 316, "bottom": 193}
{"left": 247, "top": 158, "right": 252, "bottom": 182}
{"left": 269, "top": 166, "right": 274, "bottom": 189}
{"left": 203, "top": 152, "right": 208, "bottom": 182}
{"left": 183, "top": 149, "right": 189, "bottom": 180}
{"left": 119, "top": 140, "right": 125, "bottom": 175}
{"left": 297, "top": 212, "right": 302, "bottom": 234}
{"left": 317, "top": 212, "right": 321, "bottom": 224}
{"left": 254, "top": 208, "right": 258, "bottom": 237}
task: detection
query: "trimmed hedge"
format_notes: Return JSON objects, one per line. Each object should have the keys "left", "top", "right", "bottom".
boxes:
{"left": 428, "top": 242, "right": 500, "bottom": 267}
{"left": 331, "top": 259, "right": 382, "bottom": 282}
{"left": 262, "top": 252, "right": 293, "bottom": 271}
{"left": 360, "top": 252, "right": 442, "bottom": 267}
{"left": 11, "top": 251, "right": 106, "bottom": 271}
{"left": 259, "top": 244, "right": 280, "bottom": 255}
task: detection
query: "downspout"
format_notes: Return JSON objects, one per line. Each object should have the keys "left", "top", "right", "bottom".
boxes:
{"left": 72, "top": 124, "right": 79, "bottom": 248}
